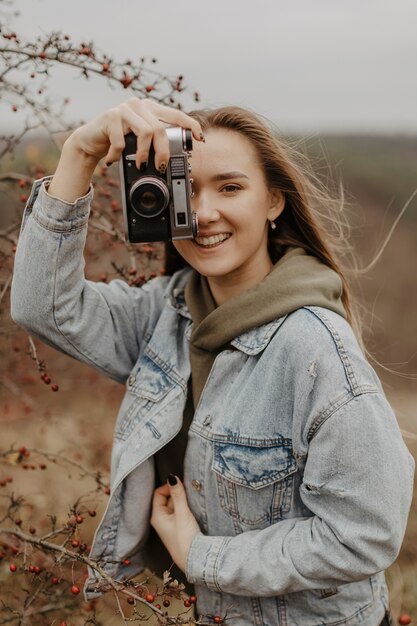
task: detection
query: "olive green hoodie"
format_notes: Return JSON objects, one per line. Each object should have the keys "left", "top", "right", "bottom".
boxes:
{"left": 185, "top": 246, "right": 346, "bottom": 407}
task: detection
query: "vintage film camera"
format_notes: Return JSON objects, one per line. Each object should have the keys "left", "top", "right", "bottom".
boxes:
{"left": 120, "top": 128, "right": 198, "bottom": 243}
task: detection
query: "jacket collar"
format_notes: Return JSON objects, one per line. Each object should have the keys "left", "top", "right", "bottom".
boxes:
{"left": 169, "top": 284, "right": 288, "bottom": 355}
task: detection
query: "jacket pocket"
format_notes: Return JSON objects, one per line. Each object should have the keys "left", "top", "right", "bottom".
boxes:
{"left": 212, "top": 440, "right": 297, "bottom": 530}
{"left": 114, "top": 352, "right": 176, "bottom": 440}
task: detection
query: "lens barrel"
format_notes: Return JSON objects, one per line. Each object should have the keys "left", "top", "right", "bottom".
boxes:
{"left": 129, "top": 177, "right": 169, "bottom": 218}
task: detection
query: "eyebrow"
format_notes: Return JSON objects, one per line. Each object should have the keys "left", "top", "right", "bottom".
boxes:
{"left": 209, "top": 171, "right": 249, "bottom": 182}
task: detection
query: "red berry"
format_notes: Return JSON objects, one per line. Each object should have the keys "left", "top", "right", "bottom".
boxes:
{"left": 163, "top": 599, "right": 170, "bottom": 607}
{"left": 155, "top": 603, "right": 161, "bottom": 609}
{"left": 29, "top": 526, "right": 36, "bottom": 535}
{"left": 189, "top": 594, "right": 197, "bottom": 604}
{"left": 213, "top": 617, "right": 223, "bottom": 624}
{"left": 71, "top": 584, "right": 81, "bottom": 595}
{"left": 102, "top": 63, "right": 109, "bottom": 72}
{"left": 42, "top": 375, "right": 51, "bottom": 384}
{"left": 52, "top": 577, "right": 60, "bottom": 584}
{"left": 9, "top": 563, "right": 17, "bottom": 572}
{"left": 12, "top": 105, "right": 18, "bottom": 112}
{"left": 18, "top": 179, "right": 27, "bottom": 188}
{"left": 145, "top": 85, "right": 154, "bottom": 93}
{"left": 59, "top": 622, "right": 68, "bottom": 626}
{"left": 120, "top": 75, "right": 133, "bottom": 88}
{"left": 104, "top": 486, "right": 111, "bottom": 495}
{"left": 71, "top": 540, "right": 80, "bottom": 548}
{"left": 88, "top": 509, "right": 96, "bottom": 517}
{"left": 51, "top": 383, "right": 59, "bottom": 392}
{"left": 39, "top": 464, "right": 47, "bottom": 470}
{"left": 75, "top": 515, "right": 84, "bottom": 524}
{"left": 123, "top": 558, "right": 130, "bottom": 566}
{"left": 399, "top": 616, "right": 412, "bottom": 626}
{"left": 183, "top": 598, "right": 191, "bottom": 607}
{"left": 29, "top": 565, "right": 35, "bottom": 573}
{"left": 38, "top": 51, "right": 46, "bottom": 59}
{"left": 20, "top": 194, "right": 28, "bottom": 202}
{"left": 145, "top": 593, "right": 155, "bottom": 603}
{"left": 33, "top": 565, "right": 41, "bottom": 574}
{"left": 127, "top": 597, "right": 134, "bottom": 605}
{"left": 15, "top": 518, "right": 22, "bottom": 526}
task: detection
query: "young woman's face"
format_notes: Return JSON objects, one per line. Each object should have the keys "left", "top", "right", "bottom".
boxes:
{"left": 173, "top": 128, "right": 284, "bottom": 297}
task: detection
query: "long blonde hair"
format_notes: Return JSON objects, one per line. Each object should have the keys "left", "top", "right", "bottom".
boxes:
{"left": 165, "top": 106, "right": 362, "bottom": 340}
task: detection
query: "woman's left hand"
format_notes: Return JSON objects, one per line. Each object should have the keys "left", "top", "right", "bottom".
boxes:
{"left": 150, "top": 475, "right": 201, "bottom": 573}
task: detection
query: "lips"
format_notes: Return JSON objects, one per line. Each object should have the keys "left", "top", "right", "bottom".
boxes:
{"left": 195, "top": 233, "right": 231, "bottom": 247}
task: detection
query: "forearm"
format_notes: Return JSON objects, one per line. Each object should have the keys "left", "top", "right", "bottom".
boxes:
{"left": 10, "top": 180, "right": 144, "bottom": 382}
{"left": 48, "top": 133, "right": 99, "bottom": 202}
{"left": 186, "top": 392, "right": 414, "bottom": 596}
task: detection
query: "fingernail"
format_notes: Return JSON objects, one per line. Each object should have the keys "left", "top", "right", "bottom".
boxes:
{"left": 139, "top": 161, "right": 148, "bottom": 172}
{"left": 167, "top": 473, "right": 177, "bottom": 486}
{"left": 105, "top": 161, "right": 112, "bottom": 167}
{"left": 158, "top": 162, "right": 167, "bottom": 175}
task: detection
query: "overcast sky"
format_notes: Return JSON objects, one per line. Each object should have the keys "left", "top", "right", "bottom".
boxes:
{"left": 5, "top": 0, "right": 417, "bottom": 134}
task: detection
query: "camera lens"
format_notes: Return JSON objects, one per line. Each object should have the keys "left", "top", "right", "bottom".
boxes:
{"left": 129, "top": 178, "right": 169, "bottom": 218}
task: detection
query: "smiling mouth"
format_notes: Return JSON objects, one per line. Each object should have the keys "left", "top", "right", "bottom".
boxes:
{"left": 195, "top": 233, "right": 231, "bottom": 248}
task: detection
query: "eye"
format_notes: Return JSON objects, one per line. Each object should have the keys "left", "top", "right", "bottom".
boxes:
{"left": 221, "top": 184, "right": 241, "bottom": 194}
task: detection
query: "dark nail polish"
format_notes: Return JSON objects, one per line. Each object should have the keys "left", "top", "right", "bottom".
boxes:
{"left": 105, "top": 161, "right": 112, "bottom": 167}
{"left": 158, "top": 162, "right": 167, "bottom": 175}
{"left": 199, "top": 132, "right": 205, "bottom": 143}
{"left": 168, "top": 473, "right": 177, "bottom": 486}
{"left": 139, "top": 161, "right": 148, "bottom": 172}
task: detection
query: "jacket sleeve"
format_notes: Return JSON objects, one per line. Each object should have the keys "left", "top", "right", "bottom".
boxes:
{"left": 185, "top": 390, "right": 415, "bottom": 596}
{"left": 10, "top": 178, "right": 168, "bottom": 384}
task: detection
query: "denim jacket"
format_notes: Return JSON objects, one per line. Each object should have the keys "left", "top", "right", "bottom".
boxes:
{"left": 11, "top": 179, "right": 414, "bottom": 626}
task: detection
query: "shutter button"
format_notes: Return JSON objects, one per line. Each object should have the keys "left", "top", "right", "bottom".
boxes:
{"left": 191, "top": 479, "right": 202, "bottom": 492}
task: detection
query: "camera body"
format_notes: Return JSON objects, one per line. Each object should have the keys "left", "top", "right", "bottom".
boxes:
{"left": 120, "top": 127, "right": 197, "bottom": 243}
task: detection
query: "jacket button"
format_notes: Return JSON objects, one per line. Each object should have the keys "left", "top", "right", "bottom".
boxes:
{"left": 191, "top": 479, "right": 202, "bottom": 492}
{"left": 203, "top": 415, "right": 212, "bottom": 426}
{"left": 128, "top": 375, "right": 135, "bottom": 387}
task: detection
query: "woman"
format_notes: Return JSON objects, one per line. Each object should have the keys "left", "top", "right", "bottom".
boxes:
{"left": 11, "top": 98, "right": 414, "bottom": 625}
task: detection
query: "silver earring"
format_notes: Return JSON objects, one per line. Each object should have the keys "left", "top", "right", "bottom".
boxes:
{"left": 269, "top": 220, "right": 277, "bottom": 230}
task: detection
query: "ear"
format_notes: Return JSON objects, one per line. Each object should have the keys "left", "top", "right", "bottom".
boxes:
{"left": 267, "top": 190, "right": 285, "bottom": 222}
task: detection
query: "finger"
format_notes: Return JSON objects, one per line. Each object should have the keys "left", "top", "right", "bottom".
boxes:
{"left": 126, "top": 100, "right": 171, "bottom": 170}
{"left": 167, "top": 474, "right": 189, "bottom": 513}
{"left": 154, "top": 483, "right": 171, "bottom": 497}
{"left": 134, "top": 98, "right": 204, "bottom": 142}
{"left": 151, "top": 103, "right": 204, "bottom": 142}
{"left": 150, "top": 125, "right": 171, "bottom": 172}
{"left": 115, "top": 105, "right": 154, "bottom": 169}
{"left": 103, "top": 116, "right": 126, "bottom": 165}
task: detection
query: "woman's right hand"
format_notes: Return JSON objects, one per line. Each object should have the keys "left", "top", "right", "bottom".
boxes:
{"left": 49, "top": 98, "right": 204, "bottom": 202}
{"left": 67, "top": 97, "right": 204, "bottom": 171}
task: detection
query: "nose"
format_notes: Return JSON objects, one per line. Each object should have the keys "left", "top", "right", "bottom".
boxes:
{"left": 192, "top": 191, "right": 220, "bottom": 225}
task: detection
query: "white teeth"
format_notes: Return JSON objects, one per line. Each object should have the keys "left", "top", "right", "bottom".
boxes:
{"left": 195, "top": 233, "right": 231, "bottom": 247}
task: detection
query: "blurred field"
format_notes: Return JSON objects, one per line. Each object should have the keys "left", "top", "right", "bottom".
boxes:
{"left": 1, "top": 133, "right": 417, "bottom": 623}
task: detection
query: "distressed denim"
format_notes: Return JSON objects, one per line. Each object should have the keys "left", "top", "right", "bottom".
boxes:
{"left": 11, "top": 179, "right": 415, "bottom": 626}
